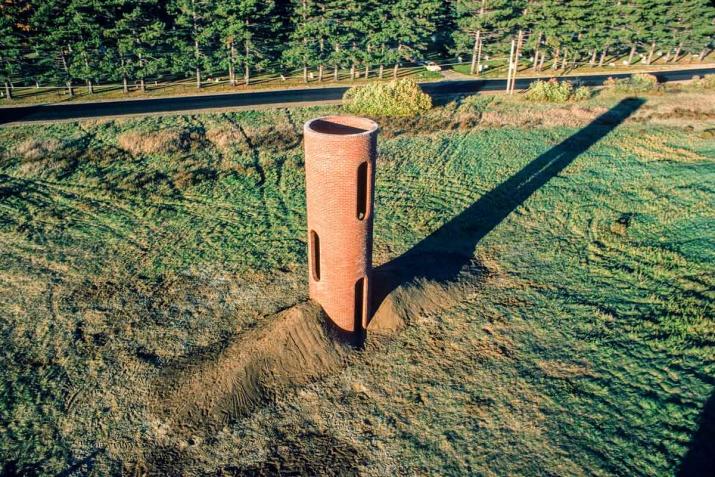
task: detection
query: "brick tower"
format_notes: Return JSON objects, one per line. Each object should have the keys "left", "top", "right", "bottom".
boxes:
{"left": 303, "top": 115, "right": 378, "bottom": 333}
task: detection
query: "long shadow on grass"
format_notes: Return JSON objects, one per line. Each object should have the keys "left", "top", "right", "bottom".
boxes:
{"left": 677, "top": 391, "right": 715, "bottom": 477}
{"left": 371, "top": 97, "right": 645, "bottom": 317}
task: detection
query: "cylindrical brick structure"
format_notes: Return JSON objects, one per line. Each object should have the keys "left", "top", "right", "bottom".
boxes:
{"left": 304, "top": 115, "right": 378, "bottom": 333}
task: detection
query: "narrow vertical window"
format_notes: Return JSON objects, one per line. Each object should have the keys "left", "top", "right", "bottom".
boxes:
{"left": 354, "top": 277, "right": 365, "bottom": 331}
{"left": 357, "top": 162, "right": 368, "bottom": 220}
{"left": 310, "top": 230, "right": 320, "bottom": 281}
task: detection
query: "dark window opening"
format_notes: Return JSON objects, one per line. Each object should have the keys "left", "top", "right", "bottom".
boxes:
{"left": 357, "top": 162, "right": 368, "bottom": 220}
{"left": 310, "top": 230, "right": 320, "bottom": 281}
{"left": 354, "top": 277, "right": 365, "bottom": 331}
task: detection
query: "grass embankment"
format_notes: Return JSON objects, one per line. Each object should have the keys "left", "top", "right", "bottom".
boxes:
{"left": 452, "top": 51, "right": 715, "bottom": 79}
{"left": 0, "top": 67, "right": 442, "bottom": 106}
{"left": 0, "top": 84, "right": 713, "bottom": 475}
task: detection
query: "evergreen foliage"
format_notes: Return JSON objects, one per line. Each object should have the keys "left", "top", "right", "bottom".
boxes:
{"left": 0, "top": 0, "right": 713, "bottom": 95}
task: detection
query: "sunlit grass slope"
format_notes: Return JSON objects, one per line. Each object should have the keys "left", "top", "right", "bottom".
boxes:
{"left": 0, "top": 88, "right": 713, "bottom": 475}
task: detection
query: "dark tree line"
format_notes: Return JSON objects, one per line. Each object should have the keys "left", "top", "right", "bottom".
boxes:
{"left": 0, "top": 0, "right": 713, "bottom": 98}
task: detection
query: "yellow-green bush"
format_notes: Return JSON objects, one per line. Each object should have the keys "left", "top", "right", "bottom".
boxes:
{"left": 692, "top": 74, "right": 715, "bottom": 89}
{"left": 604, "top": 73, "right": 659, "bottom": 93}
{"left": 524, "top": 79, "right": 590, "bottom": 103}
{"left": 343, "top": 79, "right": 432, "bottom": 117}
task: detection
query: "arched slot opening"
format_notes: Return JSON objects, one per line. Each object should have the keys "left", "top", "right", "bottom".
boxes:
{"left": 310, "top": 230, "right": 320, "bottom": 281}
{"left": 357, "top": 162, "right": 368, "bottom": 220}
{"left": 354, "top": 277, "right": 365, "bottom": 332}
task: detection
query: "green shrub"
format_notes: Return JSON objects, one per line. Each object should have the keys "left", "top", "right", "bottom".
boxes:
{"left": 605, "top": 73, "right": 660, "bottom": 93}
{"left": 524, "top": 79, "right": 591, "bottom": 103}
{"left": 459, "top": 94, "right": 494, "bottom": 113}
{"left": 343, "top": 79, "right": 432, "bottom": 117}
{"left": 693, "top": 74, "right": 715, "bottom": 89}
{"left": 572, "top": 86, "right": 591, "bottom": 101}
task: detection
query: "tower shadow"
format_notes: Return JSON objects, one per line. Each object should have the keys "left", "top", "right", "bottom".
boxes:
{"left": 371, "top": 97, "right": 645, "bottom": 315}
{"left": 677, "top": 392, "right": 715, "bottom": 477}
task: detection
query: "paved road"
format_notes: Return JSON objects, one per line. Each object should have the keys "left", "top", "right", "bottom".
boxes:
{"left": 1, "top": 67, "right": 713, "bottom": 125}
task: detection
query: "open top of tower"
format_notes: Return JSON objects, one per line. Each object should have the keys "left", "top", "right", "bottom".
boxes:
{"left": 305, "top": 115, "right": 379, "bottom": 136}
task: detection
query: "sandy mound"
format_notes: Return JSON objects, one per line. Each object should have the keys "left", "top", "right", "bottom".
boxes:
{"left": 155, "top": 301, "right": 348, "bottom": 435}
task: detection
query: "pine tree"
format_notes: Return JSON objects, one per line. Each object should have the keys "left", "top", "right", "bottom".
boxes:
{"left": 452, "top": 0, "right": 487, "bottom": 75}
{"left": 381, "top": 0, "right": 441, "bottom": 78}
{"left": 168, "top": 0, "right": 218, "bottom": 89}
{"left": 670, "top": 0, "right": 714, "bottom": 62}
{"left": 631, "top": 0, "right": 675, "bottom": 64}
{"left": 106, "top": 0, "right": 166, "bottom": 93}
{"left": 323, "top": 0, "right": 361, "bottom": 80}
{"left": 0, "top": 0, "right": 23, "bottom": 99}
{"left": 216, "top": 0, "right": 279, "bottom": 86}
{"left": 30, "top": 0, "right": 109, "bottom": 96}
{"left": 283, "top": 0, "right": 319, "bottom": 82}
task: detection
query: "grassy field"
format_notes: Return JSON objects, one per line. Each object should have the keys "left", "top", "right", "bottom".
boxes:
{"left": 0, "top": 83, "right": 714, "bottom": 475}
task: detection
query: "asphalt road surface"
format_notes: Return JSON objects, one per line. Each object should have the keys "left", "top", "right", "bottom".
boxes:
{"left": 1, "top": 67, "right": 713, "bottom": 125}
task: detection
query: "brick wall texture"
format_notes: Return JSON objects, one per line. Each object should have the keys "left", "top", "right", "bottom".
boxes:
{"left": 304, "top": 115, "right": 378, "bottom": 332}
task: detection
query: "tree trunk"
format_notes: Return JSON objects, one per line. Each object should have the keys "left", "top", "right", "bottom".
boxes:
{"left": 506, "top": 38, "right": 515, "bottom": 93}
{"left": 470, "top": 30, "right": 480, "bottom": 75}
{"left": 627, "top": 45, "right": 636, "bottom": 65}
{"left": 393, "top": 44, "right": 402, "bottom": 79}
{"left": 318, "top": 65, "right": 323, "bottom": 82}
{"left": 552, "top": 47, "right": 560, "bottom": 69}
{"left": 350, "top": 64, "right": 355, "bottom": 80}
{"left": 647, "top": 41, "right": 656, "bottom": 65}
{"left": 663, "top": 49, "right": 671, "bottom": 63}
{"left": 140, "top": 78, "right": 145, "bottom": 92}
{"left": 672, "top": 43, "right": 682, "bottom": 63}
{"left": 192, "top": 1, "right": 201, "bottom": 90}
{"left": 598, "top": 47, "right": 608, "bottom": 67}
{"left": 511, "top": 30, "right": 524, "bottom": 92}
{"left": 334, "top": 64, "right": 339, "bottom": 81}
{"left": 84, "top": 54, "right": 93, "bottom": 94}
{"left": 229, "top": 42, "right": 236, "bottom": 86}
{"left": 561, "top": 49, "right": 568, "bottom": 70}
{"left": 379, "top": 64, "right": 384, "bottom": 79}
{"left": 364, "top": 62, "right": 369, "bottom": 79}
{"left": 538, "top": 52, "right": 546, "bottom": 71}
{"left": 698, "top": 49, "right": 708, "bottom": 62}
{"left": 533, "top": 32, "right": 542, "bottom": 70}
{"left": 476, "top": 37, "right": 483, "bottom": 76}
{"left": 60, "top": 49, "right": 72, "bottom": 97}
{"left": 244, "top": 42, "right": 251, "bottom": 86}
{"left": 4, "top": 81, "right": 12, "bottom": 100}
{"left": 589, "top": 49, "right": 597, "bottom": 66}
{"left": 120, "top": 56, "right": 129, "bottom": 93}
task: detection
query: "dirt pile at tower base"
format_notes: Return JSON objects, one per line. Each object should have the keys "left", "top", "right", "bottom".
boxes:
{"left": 155, "top": 301, "right": 349, "bottom": 436}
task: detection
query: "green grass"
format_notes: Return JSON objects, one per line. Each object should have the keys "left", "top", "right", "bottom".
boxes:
{"left": 0, "top": 89, "right": 713, "bottom": 475}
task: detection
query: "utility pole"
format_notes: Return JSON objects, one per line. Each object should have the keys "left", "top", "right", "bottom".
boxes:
{"left": 511, "top": 30, "right": 524, "bottom": 93}
{"left": 470, "top": 30, "right": 481, "bottom": 75}
{"left": 506, "top": 38, "right": 515, "bottom": 94}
